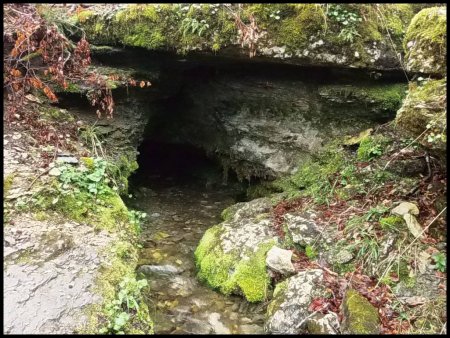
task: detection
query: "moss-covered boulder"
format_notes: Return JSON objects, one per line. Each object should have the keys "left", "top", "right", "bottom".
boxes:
{"left": 395, "top": 79, "right": 446, "bottom": 159}
{"left": 404, "top": 7, "right": 446, "bottom": 74}
{"left": 194, "top": 198, "right": 279, "bottom": 302}
{"left": 341, "top": 289, "right": 380, "bottom": 334}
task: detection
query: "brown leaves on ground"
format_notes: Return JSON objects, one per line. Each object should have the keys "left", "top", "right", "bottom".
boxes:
{"left": 269, "top": 128, "right": 446, "bottom": 334}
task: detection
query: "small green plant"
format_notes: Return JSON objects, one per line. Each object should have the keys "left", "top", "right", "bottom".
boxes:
{"left": 432, "top": 252, "right": 446, "bottom": 272}
{"left": 128, "top": 210, "right": 147, "bottom": 234}
{"left": 399, "top": 137, "right": 420, "bottom": 150}
{"left": 338, "top": 26, "right": 361, "bottom": 43}
{"left": 379, "top": 274, "right": 395, "bottom": 287}
{"left": 327, "top": 4, "right": 362, "bottom": 43}
{"left": 357, "top": 136, "right": 386, "bottom": 161}
{"left": 365, "top": 205, "right": 390, "bottom": 222}
{"left": 180, "top": 17, "right": 210, "bottom": 37}
{"left": 269, "top": 9, "right": 281, "bottom": 20}
{"left": 100, "top": 276, "right": 149, "bottom": 334}
{"left": 305, "top": 245, "right": 318, "bottom": 259}
{"left": 426, "top": 116, "right": 447, "bottom": 144}
{"left": 58, "top": 158, "right": 110, "bottom": 197}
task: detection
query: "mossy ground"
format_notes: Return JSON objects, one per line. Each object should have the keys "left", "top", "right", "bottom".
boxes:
{"left": 81, "top": 240, "right": 153, "bottom": 334}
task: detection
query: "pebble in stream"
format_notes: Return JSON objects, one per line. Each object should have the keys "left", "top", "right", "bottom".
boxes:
{"left": 127, "top": 180, "right": 267, "bottom": 334}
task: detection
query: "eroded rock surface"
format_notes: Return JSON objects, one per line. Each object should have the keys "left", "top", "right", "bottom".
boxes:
{"left": 264, "top": 269, "right": 325, "bottom": 334}
{"left": 4, "top": 215, "right": 114, "bottom": 334}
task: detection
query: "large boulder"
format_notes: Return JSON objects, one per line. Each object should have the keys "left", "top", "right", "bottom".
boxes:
{"left": 395, "top": 79, "right": 446, "bottom": 160}
{"left": 194, "top": 198, "right": 279, "bottom": 302}
{"left": 264, "top": 269, "right": 326, "bottom": 334}
{"left": 404, "top": 7, "right": 446, "bottom": 75}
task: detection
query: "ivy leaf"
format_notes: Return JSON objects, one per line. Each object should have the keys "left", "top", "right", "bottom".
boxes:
{"left": 113, "top": 312, "right": 130, "bottom": 330}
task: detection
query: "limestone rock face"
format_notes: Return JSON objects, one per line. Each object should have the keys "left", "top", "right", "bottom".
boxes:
{"left": 284, "top": 211, "right": 321, "bottom": 246}
{"left": 307, "top": 312, "right": 340, "bottom": 334}
{"left": 174, "top": 75, "right": 406, "bottom": 179}
{"left": 264, "top": 269, "right": 325, "bottom": 334}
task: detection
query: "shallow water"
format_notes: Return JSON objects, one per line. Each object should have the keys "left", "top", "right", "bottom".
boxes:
{"left": 126, "top": 174, "right": 267, "bottom": 334}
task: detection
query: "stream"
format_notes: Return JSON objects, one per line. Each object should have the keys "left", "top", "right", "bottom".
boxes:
{"left": 125, "top": 141, "right": 267, "bottom": 334}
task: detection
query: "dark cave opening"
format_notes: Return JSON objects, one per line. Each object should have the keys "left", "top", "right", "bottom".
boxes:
{"left": 128, "top": 139, "right": 250, "bottom": 202}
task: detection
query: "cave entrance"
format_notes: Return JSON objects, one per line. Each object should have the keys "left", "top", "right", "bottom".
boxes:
{"left": 128, "top": 139, "right": 248, "bottom": 200}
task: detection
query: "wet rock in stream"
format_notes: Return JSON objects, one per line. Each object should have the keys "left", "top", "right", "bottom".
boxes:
{"left": 137, "top": 264, "right": 183, "bottom": 276}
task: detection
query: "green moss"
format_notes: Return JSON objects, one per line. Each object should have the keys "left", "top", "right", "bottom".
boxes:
{"left": 405, "top": 7, "right": 446, "bottom": 49}
{"left": 195, "top": 226, "right": 275, "bottom": 302}
{"left": 95, "top": 192, "right": 131, "bottom": 232}
{"left": 75, "top": 9, "right": 94, "bottom": 23}
{"left": 195, "top": 225, "right": 238, "bottom": 293}
{"left": 383, "top": 5, "right": 413, "bottom": 38}
{"left": 71, "top": 3, "right": 415, "bottom": 63}
{"left": 40, "top": 106, "right": 75, "bottom": 122}
{"left": 266, "top": 279, "right": 288, "bottom": 318}
{"left": 319, "top": 83, "right": 407, "bottom": 112}
{"left": 34, "top": 211, "right": 50, "bottom": 221}
{"left": 4, "top": 173, "right": 14, "bottom": 197}
{"left": 232, "top": 240, "right": 275, "bottom": 302}
{"left": 55, "top": 192, "right": 90, "bottom": 222}
{"left": 361, "top": 84, "right": 407, "bottom": 111}
{"left": 395, "top": 79, "right": 446, "bottom": 156}
{"left": 51, "top": 189, "right": 131, "bottom": 233}
{"left": 82, "top": 235, "right": 152, "bottom": 334}
{"left": 404, "top": 7, "right": 446, "bottom": 74}
{"left": 107, "top": 152, "right": 139, "bottom": 195}
{"left": 247, "top": 182, "right": 279, "bottom": 200}
{"left": 275, "top": 4, "right": 325, "bottom": 50}
{"left": 272, "top": 141, "right": 348, "bottom": 203}
{"left": 220, "top": 207, "right": 234, "bottom": 221}
{"left": 194, "top": 225, "right": 224, "bottom": 264}
{"left": 343, "top": 289, "right": 380, "bottom": 334}
{"left": 379, "top": 215, "right": 404, "bottom": 231}
{"left": 80, "top": 157, "right": 95, "bottom": 169}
